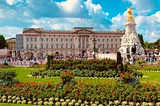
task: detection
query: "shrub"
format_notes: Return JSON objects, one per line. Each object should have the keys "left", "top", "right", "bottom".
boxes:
{"left": 136, "top": 60, "right": 146, "bottom": 67}
{"left": 116, "top": 52, "right": 123, "bottom": 72}
{"left": 46, "top": 55, "right": 53, "bottom": 70}
{"left": 47, "top": 59, "right": 116, "bottom": 71}
{"left": 0, "top": 70, "right": 18, "bottom": 86}
{"left": 60, "top": 71, "right": 75, "bottom": 85}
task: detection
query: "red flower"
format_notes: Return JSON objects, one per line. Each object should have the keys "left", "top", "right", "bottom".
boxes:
{"left": 148, "top": 95, "right": 152, "bottom": 99}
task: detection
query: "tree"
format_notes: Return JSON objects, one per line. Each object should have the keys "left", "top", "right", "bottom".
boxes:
{"left": 138, "top": 34, "right": 144, "bottom": 46}
{"left": 154, "top": 39, "right": 160, "bottom": 49}
{"left": 0, "top": 34, "right": 8, "bottom": 49}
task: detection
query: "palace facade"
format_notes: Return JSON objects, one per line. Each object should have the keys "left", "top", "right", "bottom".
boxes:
{"left": 16, "top": 27, "right": 124, "bottom": 58}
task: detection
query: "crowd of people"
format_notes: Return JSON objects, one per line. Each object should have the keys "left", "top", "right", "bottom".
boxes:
{"left": 0, "top": 51, "right": 159, "bottom": 67}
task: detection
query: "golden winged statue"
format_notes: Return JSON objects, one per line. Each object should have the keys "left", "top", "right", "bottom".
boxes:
{"left": 127, "top": 7, "right": 134, "bottom": 22}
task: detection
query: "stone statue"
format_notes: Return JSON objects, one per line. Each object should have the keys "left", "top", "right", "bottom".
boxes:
{"left": 127, "top": 7, "right": 134, "bottom": 22}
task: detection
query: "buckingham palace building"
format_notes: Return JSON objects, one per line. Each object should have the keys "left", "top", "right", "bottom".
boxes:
{"left": 16, "top": 27, "right": 124, "bottom": 58}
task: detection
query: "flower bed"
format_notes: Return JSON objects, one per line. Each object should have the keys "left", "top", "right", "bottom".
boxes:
{"left": 0, "top": 81, "right": 160, "bottom": 105}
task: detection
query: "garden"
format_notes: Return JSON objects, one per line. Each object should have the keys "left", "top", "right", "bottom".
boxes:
{"left": 0, "top": 53, "right": 160, "bottom": 106}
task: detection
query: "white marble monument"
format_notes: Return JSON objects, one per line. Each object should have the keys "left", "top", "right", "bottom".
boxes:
{"left": 119, "top": 7, "right": 144, "bottom": 61}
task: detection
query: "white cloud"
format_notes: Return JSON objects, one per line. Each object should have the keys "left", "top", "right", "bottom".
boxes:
{"left": 84, "top": 0, "right": 102, "bottom": 16}
{"left": 55, "top": 0, "right": 82, "bottom": 13}
{"left": 110, "top": 10, "right": 128, "bottom": 30}
{"left": 5, "top": 0, "right": 23, "bottom": 5}
{"left": 31, "top": 17, "right": 108, "bottom": 31}
{"left": 84, "top": 0, "right": 109, "bottom": 19}
{"left": 0, "top": 26, "right": 23, "bottom": 38}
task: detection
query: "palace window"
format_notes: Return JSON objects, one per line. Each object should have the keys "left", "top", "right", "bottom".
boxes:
{"left": 102, "top": 39, "right": 104, "bottom": 42}
{"left": 106, "top": 44, "right": 109, "bottom": 48}
{"left": 30, "top": 44, "right": 33, "bottom": 49}
{"left": 86, "top": 39, "right": 88, "bottom": 42}
{"left": 102, "top": 44, "right": 104, "bottom": 49}
{"left": 98, "top": 45, "right": 101, "bottom": 48}
{"left": 66, "top": 45, "right": 68, "bottom": 49}
{"left": 70, "top": 45, "right": 72, "bottom": 49}
{"left": 86, "top": 45, "right": 88, "bottom": 48}
{"left": 78, "top": 45, "right": 81, "bottom": 48}
{"left": 111, "top": 44, "right": 113, "bottom": 48}
{"left": 115, "top": 44, "right": 118, "bottom": 48}
{"left": 34, "top": 38, "right": 37, "bottom": 42}
{"left": 41, "top": 38, "right": 43, "bottom": 42}
{"left": 51, "top": 38, "right": 54, "bottom": 42}
{"left": 66, "top": 38, "right": 68, "bottom": 42}
{"left": 56, "top": 38, "right": 58, "bottom": 42}
{"left": 111, "top": 39, "right": 113, "bottom": 42}
{"left": 61, "top": 38, "right": 63, "bottom": 42}
{"left": 79, "top": 39, "right": 81, "bottom": 42}
{"left": 61, "top": 44, "right": 63, "bottom": 48}
{"left": 82, "top": 39, "right": 84, "bottom": 42}
{"left": 34, "top": 45, "right": 37, "bottom": 49}
{"left": 46, "top": 38, "right": 48, "bottom": 42}
{"left": 51, "top": 44, "right": 54, "bottom": 48}
{"left": 106, "top": 39, "right": 109, "bottom": 42}
{"left": 26, "top": 44, "right": 29, "bottom": 49}
{"left": 98, "top": 39, "right": 100, "bottom": 42}
{"left": 41, "top": 44, "right": 43, "bottom": 49}
{"left": 82, "top": 45, "right": 85, "bottom": 49}
{"left": 115, "top": 39, "right": 117, "bottom": 42}
{"left": 26, "top": 38, "right": 29, "bottom": 42}
{"left": 30, "top": 38, "right": 33, "bottom": 42}
{"left": 56, "top": 44, "right": 58, "bottom": 48}
{"left": 70, "top": 38, "right": 72, "bottom": 42}
{"left": 46, "top": 44, "right": 49, "bottom": 49}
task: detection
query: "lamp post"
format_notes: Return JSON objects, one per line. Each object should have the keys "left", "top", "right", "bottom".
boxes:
{"left": 73, "top": 45, "right": 75, "bottom": 59}
{"left": 92, "top": 38, "right": 97, "bottom": 60}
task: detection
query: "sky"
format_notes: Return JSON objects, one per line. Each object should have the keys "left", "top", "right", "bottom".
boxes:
{"left": 0, "top": 0, "right": 160, "bottom": 42}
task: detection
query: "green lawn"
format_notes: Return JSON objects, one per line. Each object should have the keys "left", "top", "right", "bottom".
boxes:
{"left": 0, "top": 67, "right": 114, "bottom": 84}
{"left": 139, "top": 71, "right": 160, "bottom": 83}
{"left": 1, "top": 67, "right": 160, "bottom": 84}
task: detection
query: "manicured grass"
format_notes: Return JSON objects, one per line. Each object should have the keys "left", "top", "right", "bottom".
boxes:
{"left": 0, "top": 103, "right": 34, "bottom": 106}
{"left": 139, "top": 71, "right": 160, "bottom": 82}
{"left": 0, "top": 67, "right": 115, "bottom": 84}
{"left": 2, "top": 67, "right": 160, "bottom": 84}
{"left": 1, "top": 67, "right": 61, "bottom": 84}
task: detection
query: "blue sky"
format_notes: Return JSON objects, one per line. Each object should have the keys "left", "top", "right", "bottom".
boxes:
{"left": 0, "top": 0, "right": 160, "bottom": 42}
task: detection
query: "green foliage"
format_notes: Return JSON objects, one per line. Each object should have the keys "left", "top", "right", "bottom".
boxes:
{"left": 138, "top": 34, "right": 144, "bottom": 46}
{"left": 31, "top": 68, "right": 143, "bottom": 78}
{"left": 136, "top": 60, "right": 146, "bottom": 66}
{"left": 49, "top": 59, "right": 116, "bottom": 71}
{"left": 46, "top": 55, "right": 53, "bottom": 70}
{"left": 60, "top": 71, "right": 75, "bottom": 84}
{"left": 0, "top": 34, "right": 8, "bottom": 49}
{"left": 0, "top": 70, "right": 18, "bottom": 86}
{"left": 155, "top": 39, "right": 160, "bottom": 50}
{"left": 0, "top": 70, "right": 16, "bottom": 81}
{"left": 116, "top": 52, "right": 123, "bottom": 72}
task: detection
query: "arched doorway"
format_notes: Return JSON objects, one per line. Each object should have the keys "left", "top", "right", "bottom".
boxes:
{"left": 24, "top": 52, "right": 33, "bottom": 59}
{"left": 55, "top": 52, "right": 59, "bottom": 56}
{"left": 37, "top": 52, "right": 43, "bottom": 59}
{"left": 82, "top": 50, "right": 86, "bottom": 57}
